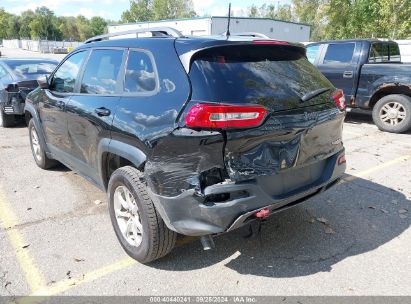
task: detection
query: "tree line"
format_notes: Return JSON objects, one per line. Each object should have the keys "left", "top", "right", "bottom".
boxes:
{"left": 1, "top": 0, "right": 410, "bottom": 42}
{"left": 0, "top": 7, "right": 110, "bottom": 41}
{"left": 248, "top": 0, "right": 411, "bottom": 40}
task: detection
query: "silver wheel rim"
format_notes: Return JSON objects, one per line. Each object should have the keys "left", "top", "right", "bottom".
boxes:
{"left": 113, "top": 185, "right": 143, "bottom": 247}
{"left": 379, "top": 102, "right": 407, "bottom": 126}
{"left": 31, "top": 127, "right": 42, "bottom": 162}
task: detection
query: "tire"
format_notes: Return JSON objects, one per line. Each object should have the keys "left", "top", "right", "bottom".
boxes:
{"left": 28, "top": 119, "right": 57, "bottom": 169}
{"left": 372, "top": 94, "right": 411, "bottom": 133}
{"left": 0, "top": 109, "right": 15, "bottom": 128}
{"left": 108, "top": 166, "right": 177, "bottom": 263}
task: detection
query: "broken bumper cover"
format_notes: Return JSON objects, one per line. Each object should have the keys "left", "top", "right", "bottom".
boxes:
{"left": 150, "top": 149, "right": 346, "bottom": 236}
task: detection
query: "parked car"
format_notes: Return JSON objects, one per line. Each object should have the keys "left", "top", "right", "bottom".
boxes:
{"left": 306, "top": 39, "right": 411, "bottom": 133}
{"left": 0, "top": 58, "right": 58, "bottom": 127}
{"left": 25, "top": 28, "right": 347, "bottom": 263}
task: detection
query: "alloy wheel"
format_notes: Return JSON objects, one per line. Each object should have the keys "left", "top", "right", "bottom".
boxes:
{"left": 31, "top": 126, "right": 42, "bottom": 162}
{"left": 379, "top": 102, "right": 407, "bottom": 126}
{"left": 113, "top": 185, "right": 143, "bottom": 247}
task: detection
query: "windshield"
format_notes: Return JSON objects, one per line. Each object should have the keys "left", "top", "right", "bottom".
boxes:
{"left": 6, "top": 60, "right": 57, "bottom": 77}
{"left": 189, "top": 45, "right": 334, "bottom": 112}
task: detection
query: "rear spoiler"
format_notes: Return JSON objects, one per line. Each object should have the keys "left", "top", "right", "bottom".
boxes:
{"left": 176, "top": 40, "right": 306, "bottom": 73}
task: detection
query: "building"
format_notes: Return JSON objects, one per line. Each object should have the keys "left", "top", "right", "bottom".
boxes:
{"left": 108, "top": 17, "right": 311, "bottom": 42}
{"left": 396, "top": 40, "right": 411, "bottom": 63}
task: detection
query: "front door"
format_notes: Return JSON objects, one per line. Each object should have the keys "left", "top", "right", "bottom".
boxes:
{"left": 39, "top": 51, "right": 88, "bottom": 160}
{"left": 65, "top": 48, "right": 125, "bottom": 184}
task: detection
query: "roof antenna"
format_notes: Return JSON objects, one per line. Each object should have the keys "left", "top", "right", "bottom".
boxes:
{"left": 226, "top": 3, "right": 232, "bottom": 37}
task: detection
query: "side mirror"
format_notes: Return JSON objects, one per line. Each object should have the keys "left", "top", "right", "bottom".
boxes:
{"left": 37, "top": 76, "right": 49, "bottom": 89}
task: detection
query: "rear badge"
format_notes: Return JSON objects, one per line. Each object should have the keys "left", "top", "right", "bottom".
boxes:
{"left": 281, "top": 159, "right": 287, "bottom": 169}
{"left": 304, "top": 112, "right": 319, "bottom": 121}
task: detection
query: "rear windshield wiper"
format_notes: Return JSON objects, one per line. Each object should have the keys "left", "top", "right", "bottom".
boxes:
{"left": 300, "top": 87, "right": 330, "bottom": 103}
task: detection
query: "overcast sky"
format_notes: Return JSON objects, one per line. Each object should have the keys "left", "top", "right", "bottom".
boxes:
{"left": 2, "top": 0, "right": 291, "bottom": 21}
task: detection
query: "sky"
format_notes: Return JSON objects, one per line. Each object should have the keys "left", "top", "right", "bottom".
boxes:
{"left": 1, "top": 0, "right": 291, "bottom": 21}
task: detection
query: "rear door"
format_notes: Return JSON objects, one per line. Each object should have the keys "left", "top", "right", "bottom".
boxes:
{"left": 39, "top": 50, "right": 88, "bottom": 158}
{"left": 65, "top": 48, "right": 125, "bottom": 184}
{"left": 316, "top": 42, "right": 359, "bottom": 100}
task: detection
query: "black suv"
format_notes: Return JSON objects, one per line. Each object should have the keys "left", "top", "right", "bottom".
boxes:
{"left": 25, "top": 28, "right": 346, "bottom": 263}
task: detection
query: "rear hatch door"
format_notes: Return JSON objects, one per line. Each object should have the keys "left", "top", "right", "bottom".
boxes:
{"left": 181, "top": 41, "right": 345, "bottom": 186}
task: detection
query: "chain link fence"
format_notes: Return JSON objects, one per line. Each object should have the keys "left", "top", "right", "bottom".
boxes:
{"left": 2, "top": 39, "right": 82, "bottom": 54}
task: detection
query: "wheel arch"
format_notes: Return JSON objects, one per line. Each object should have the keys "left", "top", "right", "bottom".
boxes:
{"left": 24, "top": 103, "right": 50, "bottom": 153}
{"left": 369, "top": 84, "right": 411, "bottom": 109}
{"left": 98, "top": 139, "right": 147, "bottom": 191}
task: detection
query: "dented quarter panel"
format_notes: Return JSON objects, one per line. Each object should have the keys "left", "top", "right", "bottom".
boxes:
{"left": 144, "top": 129, "right": 225, "bottom": 197}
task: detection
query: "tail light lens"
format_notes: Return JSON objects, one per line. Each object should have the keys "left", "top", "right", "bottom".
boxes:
{"left": 338, "top": 153, "right": 346, "bottom": 166}
{"left": 332, "top": 89, "right": 346, "bottom": 110}
{"left": 185, "top": 104, "right": 267, "bottom": 129}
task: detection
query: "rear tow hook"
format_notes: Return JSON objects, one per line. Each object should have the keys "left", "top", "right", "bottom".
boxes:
{"left": 244, "top": 208, "right": 271, "bottom": 239}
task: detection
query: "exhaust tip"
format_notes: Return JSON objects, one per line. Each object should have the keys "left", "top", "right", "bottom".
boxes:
{"left": 200, "top": 235, "right": 215, "bottom": 250}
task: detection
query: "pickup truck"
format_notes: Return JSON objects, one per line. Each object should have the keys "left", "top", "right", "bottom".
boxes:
{"left": 306, "top": 39, "right": 411, "bottom": 133}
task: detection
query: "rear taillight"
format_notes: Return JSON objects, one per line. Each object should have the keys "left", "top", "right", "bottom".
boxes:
{"left": 185, "top": 104, "right": 267, "bottom": 129}
{"left": 332, "top": 89, "right": 346, "bottom": 110}
{"left": 338, "top": 154, "right": 346, "bottom": 166}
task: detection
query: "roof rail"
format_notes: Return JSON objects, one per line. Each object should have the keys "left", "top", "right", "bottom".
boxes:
{"left": 221, "top": 32, "right": 270, "bottom": 39}
{"left": 85, "top": 27, "right": 184, "bottom": 44}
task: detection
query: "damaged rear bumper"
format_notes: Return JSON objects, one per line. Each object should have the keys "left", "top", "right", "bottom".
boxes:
{"left": 150, "top": 149, "right": 346, "bottom": 236}
{"left": 1, "top": 94, "right": 25, "bottom": 115}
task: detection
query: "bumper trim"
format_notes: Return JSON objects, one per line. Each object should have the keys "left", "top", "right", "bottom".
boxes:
{"left": 226, "top": 177, "right": 340, "bottom": 232}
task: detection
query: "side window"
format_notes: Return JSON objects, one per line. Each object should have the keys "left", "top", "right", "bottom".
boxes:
{"left": 50, "top": 51, "right": 87, "bottom": 93}
{"left": 369, "top": 43, "right": 382, "bottom": 63}
{"left": 389, "top": 43, "right": 401, "bottom": 62}
{"left": 80, "top": 49, "right": 124, "bottom": 95}
{"left": 323, "top": 43, "right": 355, "bottom": 64}
{"left": 369, "top": 43, "right": 391, "bottom": 63}
{"left": 306, "top": 45, "right": 320, "bottom": 64}
{"left": 124, "top": 50, "right": 157, "bottom": 93}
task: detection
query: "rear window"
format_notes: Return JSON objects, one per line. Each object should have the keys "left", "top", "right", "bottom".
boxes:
{"left": 6, "top": 60, "right": 57, "bottom": 76}
{"left": 189, "top": 45, "right": 333, "bottom": 111}
{"left": 124, "top": 50, "right": 157, "bottom": 93}
{"left": 369, "top": 43, "right": 401, "bottom": 63}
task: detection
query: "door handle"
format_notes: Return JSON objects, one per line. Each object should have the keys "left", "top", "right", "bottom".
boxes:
{"left": 95, "top": 107, "right": 111, "bottom": 117}
{"left": 343, "top": 71, "right": 354, "bottom": 78}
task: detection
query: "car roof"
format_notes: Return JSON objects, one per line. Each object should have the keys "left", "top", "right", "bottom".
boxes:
{"left": 306, "top": 38, "right": 397, "bottom": 45}
{"left": 77, "top": 35, "right": 303, "bottom": 52}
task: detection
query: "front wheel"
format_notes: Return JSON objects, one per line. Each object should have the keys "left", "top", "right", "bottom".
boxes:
{"left": 108, "top": 166, "right": 177, "bottom": 263}
{"left": 28, "top": 119, "right": 57, "bottom": 169}
{"left": 372, "top": 94, "right": 411, "bottom": 133}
